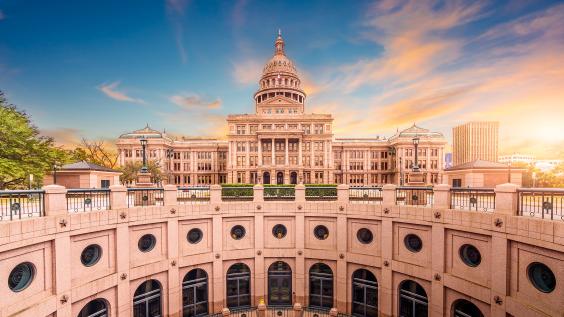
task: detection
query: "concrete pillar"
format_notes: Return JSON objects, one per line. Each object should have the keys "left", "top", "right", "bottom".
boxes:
{"left": 433, "top": 184, "right": 451, "bottom": 209}
{"left": 116, "top": 223, "right": 131, "bottom": 317}
{"left": 163, "top": 184, "right": 177, "bottom": 206}
{"left": 210, "top": 185, "right": 222, "bottom": 204}
{"left": 337, "top": 184, "right": 349, "bottom": 204}
{"left": 379, "top": 219, "right": 393, "bottom": 316}
{"left": 168, "top": 218, "right": 180, "bottom": 316}
{"left": 293, "top": 303, "right": 303, "bottom": 317}
{"left": 336, "top": 215, "right": 347, "bottom": 311}
{"left": 257, "top": 302, "right": 266, "bottom": 317}
{"left": 494, "top": 183, "right": 519, "bottom": 216}
{"left": 255, "top": 214, "right": 265, "bottom": 304}
{"left": 272, "top": 139, "right": 275, "bottom": 165}
{"left": 213, "top": 215, "right": 224, "bottom": 312}
{"left": 109, "top": 185, "right": 127, "bottom": 210}
{"left": 295, "top": 184, "right": 306, "bottom": 202}
{"left": 254, "top": 184, "right": 264, "bottom": 203}
{"left": 42, "top": 184, "right": 67, "bottom": 216}
{"left": 382, "top": 184, "right": 397, "bottom": 206}
{"left": 54, "top": 234, "right": 72, "bottom": 317}
{"left": 285, "top": 138, "right": 289, "bottom": 165}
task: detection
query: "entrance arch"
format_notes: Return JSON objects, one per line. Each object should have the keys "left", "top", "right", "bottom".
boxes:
{"left": 309, "top": 263, "right": 333, "bottom": 309}
{"left": 263, "top": 172, "right": 271, "bottom": 185}
{"left": 290, "top": 172, "right": 298, "bottom": 185}
{"left": 226, "top": 263, "right": 251, "bottom": 309}
{"left": 352, "top": 269, "right": 378, "bottom": 317}
{"left": 182, "top": 269, "right": 208, "bottom": 317}
{"left": 268, "top": 261, "right": 292, "bottom": 306}
{"left": 276, "top": 172, "right": 284, "bottom": 185}
{"left": 133, "top": 280, "right": 162, "bottom": 317}
{"left": 399, "top": 280, "right": 428, "bottom": 317}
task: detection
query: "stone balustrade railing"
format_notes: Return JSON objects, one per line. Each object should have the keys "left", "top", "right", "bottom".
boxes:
{"left": 1, "top": 183, "right": 562, "bottom": 221}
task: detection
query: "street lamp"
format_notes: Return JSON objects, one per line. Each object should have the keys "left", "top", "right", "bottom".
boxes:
{"left": 166, "top": 149, "right": 174, "bottom": 184}
{"left": 412, "top": 136, "right": 420, "bottom": 172}
{"left": 53, "top": 164, "right": 60, "bottom": 184}
{"left": 140, "top": 136, "right": 148, "bottom": 173}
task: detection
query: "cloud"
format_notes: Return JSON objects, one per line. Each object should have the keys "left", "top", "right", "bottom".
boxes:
{"left": 158, "top": 111, "right": 228, "bottom": 138}
{"left": 166, "top": 0, "right": 190, "bottom": 64}
{"left": 169, "top": 93, "right": 222, "bottom": 110}
{"left": 232, "top": 59, "right": 263, "bottom": 85}
{"left": 98, "top": 81, "right": 145, "bottom": 104}
{"left": 41, "top": 128, "right": 82, "bottom": 148}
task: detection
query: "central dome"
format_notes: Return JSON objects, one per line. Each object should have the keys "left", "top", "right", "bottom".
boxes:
{"left": 262, "top": 32, "right": 298, "bottom": 77}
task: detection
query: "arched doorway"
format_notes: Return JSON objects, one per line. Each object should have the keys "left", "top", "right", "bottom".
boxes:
{"left": 268, "top": 261, "right": 292, "bottom": 306}
{"left": 226, "top": 263, "right": 251, "bottom": 309}
{"left": 182, "top": 269, "right": 208, "bottom": 317}
{"left": 352, "top": 269, "right": 378, "bottom": 317}
{"left": 399, "top": 280, "right": 428, "bottom": 317}
{"left": 309, "top": 263, "right": 333, "bottom": 309}
{"left": 452, "top": 299, "right": 483, "bottom": 317}
{"left": 263, "top": 172, "right": 271, "bottom": 185}
{"left": 290, "top": 172, "right": 298, "bottom": 185}
{"left": 276, "top": 172, "right": 284, "bottom": 185}
{"left": 133, "top": 279, "right": 162, "bottom": 317}
{"left": 77, "top": 299, "right": 108, "bottom": 317}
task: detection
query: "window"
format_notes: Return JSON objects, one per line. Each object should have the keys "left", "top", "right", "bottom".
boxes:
{"left": 226, "top": 264, "right": 251, "bottom": 308}
{"left": 527, "top": 262, "right": 556, "bottom": 293}
{"left": 236, "top": 125, "right": 246, "bottom": 135}
{"left": 452, "top": 299, "right": 483, "bottom": 317}
{"left": 78, "top": 299, "right": 108, "bottom": 317}
{"left": 230, "top": 225, "right": 246, "bottom": 240}
{"left": 452, "top": 179, "right": 462, "bottom": 188}
{"left": 357, "top": 228, "right": 373, "bottom": 244}
{"left": 133, "top": 280, "right": 162, "bottom": 317}
{"left": 404, "top": 234, "right": 423, "bottom": 253}
{"left": 399, "top": 280, "right": 428, "bottom": 317}
{"left": 81, "top": 244, "right": 102, "bottom": 267}
{"left": 309, "top": 263, "right": 333, "bottom": 309}
{"left": 183, "top": 269, "right": 208, "bottom": 317}
{"left": 138, "top": 234, "right": 157, "bottom": 252}
{"left": 268, "top": 261, "right": 292, "bottom": 306}
{"left": 314, "top": 225, "right": 329, "bottom": 240}
{"left": 352, "top": 269, "right": 378, "bottom": 317}
{"left": 8, "top": 262, "right": 35, "bottom": 292}
{"left": 100, "top": 179, "right": 110, "bottom": 188}
{"left": 459, "top": 244, "right": 481, "bottom": 267}
{"left": 272, "top": 224, "right": 287, "bottom": 239}
{"left": 187, "top": 228, "right": 203, "bottom": 244}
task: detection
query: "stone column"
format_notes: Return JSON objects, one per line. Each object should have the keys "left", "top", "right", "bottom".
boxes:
{"left": 285, "top": 138, "right": 289, "bottom": 165}
{"left": 382, "top": 184, "right": 397, "bottom": 206}
{"left": 257, "top": 302, "right": 266, "bottom": 317}
{"left": 254, "top": 184, "right": 264, "bottom": 203}
{"left": 163, "top": 184, "right": 177, "bottom": 206}
{"left": 494, "top": 183, "right": 519, "bottom": 216}
{"left": 214, "top": 216, "right": 225, "bottom": 312}
{"left": 42, "top": 184, "right": 67, "bottom": 217}
{"left": 337, "top": 184, "right": 349, "bottom": 205}
{"left": 272, "top": 139, "right": 275, "bottom": 165}
{"left": 293, "top": 303, "right": 303, "bottom": 317}
{"left": 295, "top": 184, "right": 306, "bottom": 202}
{"left": 432, "top": 184, "right": 451, "bottom": 209}
{"left": 210, "top": 185, "right": 222, "bottom": 204}
{"left": 110, "top": 184, "right": 127, "bottom": 210}
{"left": 298, "top": 138, "right": 303, "bottom": 167}
{"left": 258, "top": 138, "right": 263, "bottom": 166}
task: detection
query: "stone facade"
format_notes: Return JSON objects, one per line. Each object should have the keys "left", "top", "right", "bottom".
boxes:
{"left": 116, "top": 34, "right": 447, "bottom": 186}
{"left": 453, "top": 122, "right": 499, "bottom": 166}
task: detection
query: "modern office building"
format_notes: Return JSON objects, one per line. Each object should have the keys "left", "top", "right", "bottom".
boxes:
{"left": 116, "top": 33, "right": 447, "bottom": 186}
{"left": 452, "top": 121, "right": 499, "bottom": 166}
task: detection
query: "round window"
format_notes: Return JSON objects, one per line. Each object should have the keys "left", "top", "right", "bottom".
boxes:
{"left": 231, "top": 225, "right": 246, "bottom": 240}
{"left": 272, "top": 224, "right": 287, "bottom": 239}
{"left": 8, "top": 262, "right": 35, "bottom": 292}
{"left": 459, "top": 244, "right": 481, "bottom": 267}
{"left": 138, "top": 234, "right": 157, "bottom": 252}
{"left": 314, "top": 225, "right": 329, "bottom": 240}
{"left": 187, "top": 228, "right": 203, "bottom": 244}
{"left": 527, "top": 262, "right": 556, "bottom": 293}
{"left": 81, "top": 244, "right": 102, "bottom": 267}
{"left": 404, "top": 234, "right": 423, "bottom": 252}
{"left": 357, "top": 228, "right": 373, "bottom": 244}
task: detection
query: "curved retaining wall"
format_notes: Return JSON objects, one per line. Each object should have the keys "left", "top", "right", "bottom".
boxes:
{"left": 0, "top": 190, "right": 563, "bottom": 317}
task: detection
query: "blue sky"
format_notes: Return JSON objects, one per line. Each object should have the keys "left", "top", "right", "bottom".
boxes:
{"left": 1, "top": 0, "right": 563, "bottom": 158}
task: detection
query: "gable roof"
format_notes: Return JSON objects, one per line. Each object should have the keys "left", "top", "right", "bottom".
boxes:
{"left": 60, "top": 161, "right": 119, "bottom": 173}
{"left": 445, "top": 159, "right": 512, "bottom": 171}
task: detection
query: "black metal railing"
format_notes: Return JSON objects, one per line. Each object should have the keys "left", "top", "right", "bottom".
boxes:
{"left": 264, "top": 186, "right": 295, "bottom": 201}
{"left": 177, "top": 186, "right": 210, "bottom": 204}
{"left": 303, "top": 306, "right": 331, "bottom": 317}
{"left": 336, "top": 313, "right": 353, "bottom": 317}
{"left": 266, "top": 306, "right": 293, "bottom": 317}
{"left": 450, "top": 188, "right": 495, "bottom": 212}
{"left": 305, "top": 186, "right": 338, "bottom": 201}
{"left": 0, "top": 190, "right": 45, "bottom": 220}
{"left": 229, "top": 307, "right": 257, "bottom": 317}
{"left": 518, "top": 188, "right": 564, "bottom": 220}
{"left": 349, "top": 186, "right": 383, "bottom": 204}
{"left": 396, "top": 187, "right": 433, "bottom": 206}
{"left": 221, "top": 186, "right": 254, "bottom": 201}
{"left": 126, "top": 188, "right": 164, "bottom": 207}
{"left": 66, "top": 189, "right": 110, "bottom": 212}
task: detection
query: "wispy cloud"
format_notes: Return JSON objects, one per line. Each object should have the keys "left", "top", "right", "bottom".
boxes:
{"left": 166, "top": 0, "right": 190, "bottom": 64}
{"left": 169, "top": 93, "right": 222, "bottom": 110}
{"left": 41, "top": 128, "right": 82, "bottom": 148}
{"left": 98, "top": 81, "right": 145, "bottom": 104}
{"left": 232, "top": 59, "right": 263, "bottom": 85}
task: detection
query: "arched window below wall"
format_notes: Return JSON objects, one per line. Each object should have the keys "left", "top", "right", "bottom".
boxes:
{"left": 133, "top": 280, "right": 162, "bottom": 317}
{"left": 182, "top": 269, "right": 209, "bottom": 317}
{"left": 268, "top": 261, "right": 292, "bottom": 306}
{"left": 309, "top": 263, "right": 333, "bottom": 310}
{"left": 352, "top": 269, "right": 378, "bottom": 317}
{"left": 226, "top": 263, "right": 251, "bottom": 309}
{"left": 77, "top": 299, "right": 108, "bottom": 317}
{"left": 399, "top": 280, "right": 428, "bottom": 317}
{"left": 452, "top": 299, "right": 483, "bottom": 317}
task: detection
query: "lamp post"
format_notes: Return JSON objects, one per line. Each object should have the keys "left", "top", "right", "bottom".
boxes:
{"left": 140, "top": 136, "right": 148, "bottom": 173}
{"left": 412, "top": 136, "right": 420, "bottom": 172}
{"left": 53, "top": 164, "right": 60, "bottom": 185}
{"left": 166, "top": 149, "right": 174, "bottom": 184}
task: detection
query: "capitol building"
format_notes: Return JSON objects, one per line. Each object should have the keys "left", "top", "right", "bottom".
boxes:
{"left": 117, "top": 33, "right": 446, "bottom": 186}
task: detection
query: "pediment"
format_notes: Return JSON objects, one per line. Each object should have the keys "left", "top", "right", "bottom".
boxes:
{"left": 261, "top": 95, "right": 301, "bottom": 105}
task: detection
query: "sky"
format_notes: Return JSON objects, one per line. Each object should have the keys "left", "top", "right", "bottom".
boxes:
{"left": 0, "top": 0, "right": 563, "bottom": 158}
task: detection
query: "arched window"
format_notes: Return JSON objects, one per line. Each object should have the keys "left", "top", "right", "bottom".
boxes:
{"left": 133, "top": 280, "right": 162, "bottom": 317}
{"left": 183, "top": 269, "right": 208, "bottom": 317}
{"left": 77, "top": 299, "right": 108, "bottom": 317}
{"left": 226, "top": 263, "right": 251, "bottom": 309}
{"left": 399, "top": 280, "right": 428, "bottom": 317}
{"left": 352, "top": 269, "right": 378, "bottom": 317}
{"left": 268, "top": 261, "right": 292, "bottom": 306}
{"left": 309, "top": 263, "right": 333, "bottom": 309}
{"left": 452, "top": 299, "right": 483, "bottom": 317}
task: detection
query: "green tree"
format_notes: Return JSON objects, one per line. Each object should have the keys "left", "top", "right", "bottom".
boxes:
{"left": 118, "top": 160, "right": 163, "bottom": 185}
{"left": 70, "top": 138, "right": 118, "bottom": 169}
{"left": 0, "top": 92, "right": 72, "bottom": 189}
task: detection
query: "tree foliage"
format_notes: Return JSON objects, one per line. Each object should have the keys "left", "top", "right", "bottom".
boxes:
{"left": 118, "top": 160, "right": 163, "bottom": 185}
{"left": 0, "top": 92, "right": 72, "bottom": 189}
{"left": 515, "top": 161, "right": 564, "bottom": 188}
{"left": 70, "top": 138, "right": 118, "bottom": 169}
